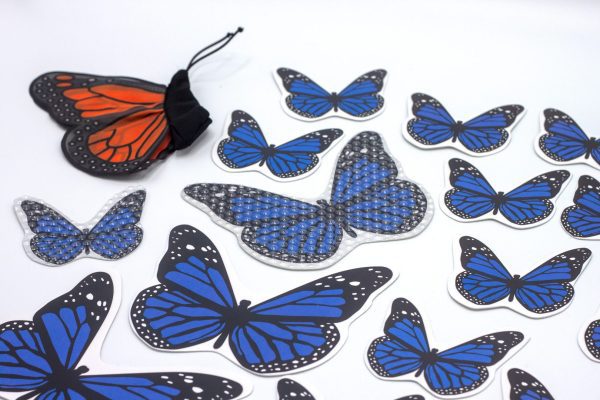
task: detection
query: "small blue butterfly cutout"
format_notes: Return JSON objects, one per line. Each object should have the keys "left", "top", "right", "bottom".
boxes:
{"left": 454, "top": 236, "right": 591, "bottom": 316}
{"left": 216, "top": 110, "right": 343, "bottom": 180}
{"left": 15, "top": 189, "right": 146, "bottom": 265}
{"left": 130, "top": 225, "right": 393, "bottom": 375}
{"left": 406, "top": 93, "right": 524, "bottom": 155}
{"left": 368, "top": 298, "right": 524, "bottom": 397}
{"left": 537, "top": 109, "right": 600, "bottom": 169}
{"left": 561, "top": 175, "right": 600, "bottom": 239}
{"left": 186, "top": 131, "right": 431, "bottom": 269}
{"left": 276, "top": 68, "right": 387, "bottom": 120}
{"left": 507, "top": 369, "right": 555, "bottom": 400}
{"left": 584, "top": 318, "right": 600, "bottom": 362}
{"left": 443, "top": 158, "right": 570, "bottom": 228}
{"left": 0, "top": 272, "right": 245, "bottom": 400}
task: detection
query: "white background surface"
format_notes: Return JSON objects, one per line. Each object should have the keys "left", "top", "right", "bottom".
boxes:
{"left": 1, "top": 1, "right": 599, "bottom": 398}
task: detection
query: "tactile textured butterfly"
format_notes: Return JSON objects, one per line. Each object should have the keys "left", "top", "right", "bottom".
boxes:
{"left": 29, "top": 29, "right": 242, "bottom": 176}
{"left": 367, "top": 298, "right": 524, "bottom": 397}
{"left": 15, "top": 188, "right": 146, "bottom": 266}
{"left": 275, "top": 68, "right": 387, "bottom": 121}
{"left": 185, "top": 131, "right": 431, "bottom": 269}
{"left": 0, "top": 272, "right": 246, "bottom": 400}
{"left": 130, "top": 225, "right": 394, "bottom": 375}
{"left": 561, "top": 175, "right": 600, "bottom": 239}
{"left": 582, "top": 313, "right": 600, "bottom": 362}
{"left": 405, "top": 93, "right": 524, "bottom": 155}
{"left": 277, "top": 379, "right": 315, "bottom": 400}
{"left": 452, "top": 236, "right": 591, "bottom": 317}
{"left": 536, "top": 108, "right": 600, "bottom": 170}
{"left": 505, "top": 369, "right": 555, "bottom": 400}
{"left": 215, "top": 110, "right": 343, "bottom": 180}
{"left": 443, "top": 158, "right": 570, "bottom": 228}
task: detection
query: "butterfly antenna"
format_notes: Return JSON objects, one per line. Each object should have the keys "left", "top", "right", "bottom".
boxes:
{"left": 187, "top": 27, "right": 244, "bottom": 70}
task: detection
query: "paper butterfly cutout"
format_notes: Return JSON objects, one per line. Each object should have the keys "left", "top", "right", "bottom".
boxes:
{"left": 367, "top": 298, "right": 525, "bottom": 398}
{"left": 506, "top": 369, "right": 555, "bottom": 400}
{"left": 442, "top": 158, "right": 570, "bottom": 228}
{"left": 561, "top": 175, "right": 600, "bottom": 239}
{"left": 451, "top": 236, "right": 591, "bottom": 317}
{"left": 0, "top": 272, "right": 246, "bottom": 400}
{"left": 29, "top": 29, "right": 243, "bottom": 176}
{"left": 215, "top": 110, "right": 343, "bottom": 180}
{"left": 186, "top": 131, "right": 431, "bottom": 270}
{"left": 275, "top": 68, "right": 387, "bottom": 121}
{"left": 130, "top": 225, "right": 394, "bottom": 375}
{"left": 15, "top": 188, "right": 146, "bottom": 266}
{"left": 536, "top": 108, "right": 600, "bottom": 170}
{"left": 277, "top": 379, "right": 315, "bottom": 400}
{"left": 582, "top": 309, "right": 600, "bottom": 362}
{"left": 404, "top": 93, "right": 524, "bottom": 155}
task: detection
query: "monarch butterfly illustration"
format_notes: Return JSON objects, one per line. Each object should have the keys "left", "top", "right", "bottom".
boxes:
{"left": 30, "top": 28, "right": 243, "bottom": 176}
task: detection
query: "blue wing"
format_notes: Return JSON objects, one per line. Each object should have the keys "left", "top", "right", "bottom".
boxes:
{"left": 336, "top": 70, "right": 386, "bottom": 117}
{"left": 230, "top": 267, "right": 393, "bottom": 373}
{"left": 507, "top": 368, "right": 555, "bottom": 400}
{"left": 277, "top": 68, "right": 334, "bottom": 118}
{"left": 217, "top": 110, "right": 269, "bottom": 169}
{"left": 33, "top": 273, "right": 113, "bottom": 371}
{"left": 444, "top": 158, "right": 497, "bottom": 219}
{"left": 184, "top": 184, "right": 344, "bottom": 263}
{"left": 367, "top": 298, "right": 430, "bottom": 378}
{"left": 277, "top": 379, "right": 315, "bottom": 400}
{"left": 455, "top": 236, "right": 512, "bottom": 305}
{"left": 266, "top": 129, "right": 343, "bottom": 178}
{"left": 130, "top": 226, "right": 234, "bottom": 349}
{"left": 78, "top": 372, "right": 244, "bottom": 400}
{"left": 539, "top": 109, "right": 593, "bottom": 162}
{"left": 584, "top": 319, "right": 600, "bottom": 360}
{"left": 18, "top": 200, "right": 85, "bottom": 265}
{"left": 499, "top": 170, "right": 570, "bottom": 226}
{"left": 514, "top": 248, "right": 590, "bottom": 314}
{"left": 407, "top": 93, "right": 456, "bottom": 145}
{"left": 460, "top": 104, "right": 523, "bottom": 153}
{"left": 561, "top": 175, "right": 600, "bottom": 238}
{"left": 89, "top": 190, "right": 145, "bottom": 259}
{"left": 331, "top": 131, "right": 428, "bottom": 235}
{"left": 425, "top": 331, "right": 524, "bottom": 395}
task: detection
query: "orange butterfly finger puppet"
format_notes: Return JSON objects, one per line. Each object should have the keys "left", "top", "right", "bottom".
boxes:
{"left": 30, "top": 27, "right": 243, "bottom": 176}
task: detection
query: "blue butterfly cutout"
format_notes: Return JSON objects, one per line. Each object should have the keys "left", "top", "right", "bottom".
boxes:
{"left": 216, "top": 110, "right": 343, "bottom": 179}
{"left": 444, "top": 158, "right": 570, "bottom": 227}
{"left": 455, "top": 236, "right": 590, "bottom": 316}
{"left": 368, "top": 298, "right": 524, "bottom": 397}
{"left": 186, "top": 132, "right": 430, "bottom": 268}
{"left": 277, "top": 379, "right": 315, "bottom": 400}
{"left": 406, "top": 93, "right": 524, "bottom": 155}
{"left": 276, "top": 68, "right": 386, "bottom": 120}
{"left": 0, "top": 272, "right": 245, "bottom": 400}
{"left": 561, "top": 175, "right": 600, "bottom": 239}
{"left": 130, "top": 225, "right": 393, "bottom": 375}
{"left": 584, "top": 318, "right": 600, "bottom": 361}
{"left": 538, "top": 109, "right": 600, "bottom": 169}
{"left": 507, "top": 369, "right": 555, "bottom": 400}
{"left": 16, "top": 190, "right": 146, "bottom": 265}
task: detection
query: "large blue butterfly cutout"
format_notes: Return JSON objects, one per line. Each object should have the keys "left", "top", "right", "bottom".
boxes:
{"left": 538, "top": 109, "right": 600, "bottom": 169}
{"left": 406, "top": 93, "right": 524, "bottom": 155}
{"left": 216, "top": 110, "right": 343, "bottom": 179}
{"left": 443, "top": 158, "right": 570, "bottom": 227}
{"left": 367, "top": 298, "right": 524, "bottom": 397}
{"left": 455, "top": 236, "right": 590, "bottom": 316}
{"left": 130, "top": 225, "right": 393, "bottom": 375}
{"left": 561, "top": 175, "right": 600, "bottom": 239}
{"left": 507, "top": 369, "right": 555, "bottom": 400}
{"left": 0, "top": 272, "right": 244, "bottom": 400}
{"left": 185, "top": 131, "right": 430, "bottom": 268}
{"left": 16, "top": 190, "right": 146, "bottom": 265}
{"left": 584, "top": 318, "right": 600, "bottom": 361}
{"left": 276, "top": 68, "right": 386, "bottom": 120}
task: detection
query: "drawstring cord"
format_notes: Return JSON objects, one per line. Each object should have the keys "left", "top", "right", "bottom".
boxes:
{"left": 187, "top": 27, "right": 244, "bottom": 70}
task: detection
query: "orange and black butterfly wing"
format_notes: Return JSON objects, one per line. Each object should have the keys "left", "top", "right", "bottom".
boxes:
{"left": 30, "top": 72, "right": 173, "bottom": 176}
